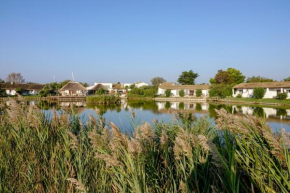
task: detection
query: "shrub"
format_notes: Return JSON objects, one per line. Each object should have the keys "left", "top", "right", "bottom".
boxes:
{"left": 86, "top": 95, "right": 120, "bottom": 104}
{"left": 95, "top": 88, "right": 107, "bottom": 95}
{"left": 253, "top": 87, "right": 265, "bottom": 99}
{"left": 165, "top": 101, "right": 171, "bottom": 109}
{"left": 236, "top": 94, "right": 242, "bottom": 98}
{"left": 179, "top": 102, "right": 184, "bottom": 109}
{"left": 165, "top": 89, "right": 171, "bottom": 97}
{"left": 209, "top": 84, "right": 232, "bottom": 98}
{"left": 277, "top": 93, "right": 287, "bottom": 100}
{"left": 196, "top": 89, "right": 202, "bottom": 97}
{"left": 179, "top": 90, "right": 185, "bottom": 97}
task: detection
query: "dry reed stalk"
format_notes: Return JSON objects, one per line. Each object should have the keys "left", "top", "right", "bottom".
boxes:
{"left": 131, "top": 109, "right": 136, "bottom": 119}
{"left": 160, "top": 130, "right": 168, "bottom": 148}
{"left": 67, "top": 178, "right": 87, "bottom": 193}
{"left": 179, "top": 181, "right": 188, "bottom": 193}
{"left": 134, "top": 122, "right": 155, "bottom": 145}
{"left": 197, "top": 135, "right": 220, "bottom": 166}
{"left": 95, "top": 153, "right": 123, "bottom": 167}
{"left": 67, "top": 131, "right": 79, "bottom": 150}
{"left": 174, "top": 128, "right": 192, "bottom": 160}
{"left": 127, "top": 138, "right": 143, "bottom": 154}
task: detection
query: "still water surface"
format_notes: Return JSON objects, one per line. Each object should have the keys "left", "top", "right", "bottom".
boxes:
{"left": 23, "top": 100, "right": 290, "bottom": 133}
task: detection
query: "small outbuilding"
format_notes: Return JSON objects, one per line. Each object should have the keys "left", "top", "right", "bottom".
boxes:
{"left": 86, "top": 84, "right": 108, "bottom": 95}
{"left": 60, "top": 82, "right": 86, "bottom": 96}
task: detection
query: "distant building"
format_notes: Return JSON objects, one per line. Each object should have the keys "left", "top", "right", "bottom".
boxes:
{"left": 0, "top": 83, "right": 44, "bottom": 95}
{"left": 60, "top": 82, "right": 86, "bottom": 96}
{"left": 86, "top": 84, "right": 108, "bottom": 95}
{"left": 134, "top": 82, "right": 149, "bottom": 88}
{"left": 157, "top": 82, "right": 210, "bottom": 97}
{"left": 232, "top": 82, "right": 290, "bottom": 99}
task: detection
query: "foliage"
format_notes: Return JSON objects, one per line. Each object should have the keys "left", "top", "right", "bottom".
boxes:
{"left": 130, "top": 84, "right": 136, "bottom": 89}
{"left": 151, "top": 77, "right": 166, "bottom": 86}
{"left": 165, "top": 89, "right": 171, "bottom": 97}
{"left": 236, "top": 94, "right": 242, "bottom": 98}
{"left": 277, "top": 92, "right": 287, "bottom": 100}
{"left": 253, "top": 87, "right": 266, "bottom": 99}
{"left": 6, "top": 72, "right": 25, "bottom": 83}
{"left": 0, "top": 104, "right": 289, "bottom": 192}
{"left": 179, "top": 89, "right": 185, "bottom": 97}
{"left": 195, "top": 103, "right": 202, "bottom": 111}
{"left": 39, "top": 82, "right": 61, "bottom": 97}
{"left": 209, "top": 84, "right": 232, "bottom": 98}
{"left": 128, "top": 86, "right": 157, "bottom": 98}
{"left": 179, "top": 102, "right": 184, "bottom": 109}
{"left": 0, "top": 78, "right": 4, "bottom": 83}
{"left": 196, "top": 89, "right": 202, "bottom": 97}
{"left": 86, "top": 95, "right": 120, "bottom": 104}
{"left": 226, "top": 68, "right": 245, "bottom": 85}
{"left": 95, "top": 88, "right": 107, "bottom": 95}
{"left": 210, "top": 70, "right": 233, "bottom": 84}
{"left": 15, "top": 87, "right": 24, "bottom": 94}
{"left": 177, "top": 70, "right": 199, "bottom": 85}
{"left": 246, "top": 76, "right": 274, "bottom": 83}
{"left": 0, "top": 89, "right": 7, "bottom": 97}
{"left": 284, "top": 77, "right": 290, "bottom": 82}
{"left": 165, "top": 101, "right": 171, "bottom": 109}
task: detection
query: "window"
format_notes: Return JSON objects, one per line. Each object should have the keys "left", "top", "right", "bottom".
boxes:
{"left": 239, "top": 90, "right": 243, "bottom": 94}
{"left": 277, "top": 90, "right": 281, "bottom": 95}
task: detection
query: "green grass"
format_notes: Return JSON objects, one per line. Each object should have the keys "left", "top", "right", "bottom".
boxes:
{"left": 0, "top": 100, "right": 289, "bottom": 192}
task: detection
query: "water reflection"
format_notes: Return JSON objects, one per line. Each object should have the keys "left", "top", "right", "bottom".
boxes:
{"left": 2, "top": 100, "right": 290, "bottom": 131}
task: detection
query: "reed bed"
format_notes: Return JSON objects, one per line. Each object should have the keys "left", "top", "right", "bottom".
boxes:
{"left": 0, "top": 101, "right": 289, "bottom": 192}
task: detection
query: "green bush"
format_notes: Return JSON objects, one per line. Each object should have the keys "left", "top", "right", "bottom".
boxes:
{"left": 236, "top": 94, "right": 242, "bottom": 98}
{"left": 253, "top": 87, "right": 265, "bottom": 99}
{"left": 0, "top": 89, "right": 7, "bottom": 97}
{"left": 86, "top": 95, "right": 120, "bottom": 104}
{"left": 179, "top": 90, "right": 185, "bottom": 97}
{"left": 196, "top": 89, "right": 202, "bottom": 97}
{"left": 165, "top": 89, "right": 171, "bottom": 97}
{"left": 165, "top": 101, "right": 171, "bottom": 109}
{"left": 209, "top": 84, "right": 232, "bottom": 98}
{"left": 95, "top": 88, "right": 107, "bottom": 95}
{"left": 179, "top": 102, "right": 184, "bottom": 109}
{"left": 277, "top": 93, "right": 287, "bottom": 100}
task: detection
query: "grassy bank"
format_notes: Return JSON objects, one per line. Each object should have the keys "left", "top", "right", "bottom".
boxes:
{"left": 220, "top": 97, "right": 290, "bottom": 106}
{"left": 0, "top": 101, "right": 289, "bottom": 192}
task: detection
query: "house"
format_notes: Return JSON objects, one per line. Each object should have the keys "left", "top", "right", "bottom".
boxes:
{"left": 0, "top": 83, "right": 44, "bottom": 95}
{"left": 157, "top": 82, "right": 210, "bottom": 97}
{"left": 86, "top": 84, "right": 108, "bottom": 95}
{"left": 60, "top": 82, "right": 86, "bottom": 96}
{"left": 232, "top": 82, "right": 290, "bottom": 99}
{"left": 134, "top": 82, "right": 149, "bottom": 88}
{"left": 94, "top": 82, "right": 128, "bottom": 94}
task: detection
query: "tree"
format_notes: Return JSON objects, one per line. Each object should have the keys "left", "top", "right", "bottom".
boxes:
{"left": 6, "top": 72, "right": 25, "bottom": 83}
{"left": 283, "top": 77, "right": 290, "bottom": 82}
{"left": 246, "top": 76, "right": 274, "bottom": 83}
{"left": 0, "top": 78, "right": 4, "bottom": 83}
{"left": 95, "top": 88, "right": 107, "bottom": 95}
{"left": 151, "top": 77, "right": 166, "bottom": 86}
{"left": 226, "top": 68, "right": 245, "bottom": 85}
{"left": 177, "top": 70, "right": 199, "bottom": 85}
{"left": 211, "top": 70, "right": 233, "bottom": 85}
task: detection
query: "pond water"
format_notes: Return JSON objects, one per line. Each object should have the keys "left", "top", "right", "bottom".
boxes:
{"left": 2, "top": 100, "right": 290, "bottom": 132}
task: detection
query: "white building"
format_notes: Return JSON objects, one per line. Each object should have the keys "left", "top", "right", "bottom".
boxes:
{"left": 157, "top": 82, "right": 210, "bottom": 97}
{"left": 134, "top": 82, "right": 149, "bottom": 88}
{"left": 0, "top": 83, "right": 44, "bottom": 96}
{"left": 232, "top": 82, "right": 290, "bottom": 99}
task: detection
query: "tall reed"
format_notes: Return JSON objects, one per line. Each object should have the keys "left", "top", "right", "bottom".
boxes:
{"left": 0, "top": 100, "right": 289, "bottom": 192}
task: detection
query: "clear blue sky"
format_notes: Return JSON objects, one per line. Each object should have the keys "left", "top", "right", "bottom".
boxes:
{"left": 0, "top": 0, "right": 289, "bottom": 85}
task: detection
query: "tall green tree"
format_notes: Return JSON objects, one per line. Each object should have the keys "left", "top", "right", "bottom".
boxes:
{"left": 177, "top": 70, "right": 199, "bottom": 85}
{"left": 283, "top": 77, "right": 290, "bottom": 82}
{"left": 151, "top": 77, "right": 166, "bottom": 86}
{"left": 226, "top": 68, "right": 245, "bottom": 85}
{"left": 246, "top": 76, "right": 274, "bottom": 83}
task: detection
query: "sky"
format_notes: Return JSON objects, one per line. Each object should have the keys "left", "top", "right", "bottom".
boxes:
{"left": 0, "top": 0, "right": 290, "bottom": 85}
